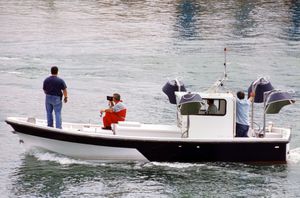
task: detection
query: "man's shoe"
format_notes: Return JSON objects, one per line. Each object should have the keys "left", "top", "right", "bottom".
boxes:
{"left": 102, "top": 126, "right": 112, "bottom": 130}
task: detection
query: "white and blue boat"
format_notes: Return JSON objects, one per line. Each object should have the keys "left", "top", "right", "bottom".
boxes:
{"left": 6, "top": 52, "right": 295, "bottom": 163}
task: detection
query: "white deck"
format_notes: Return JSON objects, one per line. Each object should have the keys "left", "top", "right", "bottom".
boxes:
{"left": 7, "top": 117, "right": 291, "bottom": 143}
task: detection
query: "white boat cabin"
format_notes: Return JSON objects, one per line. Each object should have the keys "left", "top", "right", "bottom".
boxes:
{"left": 114, "top": 91, "right": 238, "bottom": 139}
{"left": 175, "top": 92, "right": 236, "bottom": 139}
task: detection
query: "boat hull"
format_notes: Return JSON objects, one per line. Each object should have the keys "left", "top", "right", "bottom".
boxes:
{"left": 6, "top": 119, "right": 289, "bottom": 163}
{"left": 17, "top": 133, "right": 148, "bottom": 161}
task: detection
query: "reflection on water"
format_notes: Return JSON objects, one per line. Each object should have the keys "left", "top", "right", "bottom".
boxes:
{"left": 175, "top": 0, "right": 200, "bottom": 39}
{"left": 233, "top": 1, "right": 257, "bottom": 38}
{"left": 172, "top": 0, "right": 300, "bottom": 42}
{"left": 286, "top": 0, "right": 300, "bottom": 41}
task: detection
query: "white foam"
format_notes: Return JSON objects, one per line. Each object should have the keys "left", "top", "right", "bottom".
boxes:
{"left": 29, "top": 150, "right": 91, "bottom": 165}
{"left": 146, "top": 162, "right": 204, "bottom": 169}
{"left": 0, "top": 56, "right": 19, "bottom": 60}
{"left": 287, "top": 147, "right": 300, "bottom": 164}
{"left": 8, "top": 71, "right": 22, "bottom": 74}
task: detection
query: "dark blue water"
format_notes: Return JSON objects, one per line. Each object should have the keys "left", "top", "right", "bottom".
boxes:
{"left": 1, "top": 0, "right": 300, "bottom": 197}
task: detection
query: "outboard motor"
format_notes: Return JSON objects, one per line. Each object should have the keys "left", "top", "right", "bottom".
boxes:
{"left": 179, "top": 93, "right": 202, "bottom": 115}
{"left": 248, "top": 77, "right": 274, "bottom": 103}
{"left": 248, "top": 77, "right": 274, "bottom": 137}
{"left": 178, "top": 92, "right": 202, "bottom": 138}
{"left": 265, "top": 90, "right": 295, "bottom": 114}
{"left": 162, "top": 79, "right": 186, "bottom": 104}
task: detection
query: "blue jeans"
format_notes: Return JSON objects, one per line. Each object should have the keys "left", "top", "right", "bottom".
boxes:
{"left": 236, "top": 123, "right": 249, "bottom": 137}
{"left": 46, "top": 95, "right": 62, "bottom": 129}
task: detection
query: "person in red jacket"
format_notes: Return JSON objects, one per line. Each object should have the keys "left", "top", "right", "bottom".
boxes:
{"left": 100, "top": 93, "right": 127, "bottom": 130}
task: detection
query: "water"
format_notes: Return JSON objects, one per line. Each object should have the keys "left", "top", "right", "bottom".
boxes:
{"left": 1, "top": 0, "right": 300, "bottom": 197}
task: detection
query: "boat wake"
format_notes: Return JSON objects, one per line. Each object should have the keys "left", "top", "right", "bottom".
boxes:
{"left": 28, "top": 149, "right": 92, "bottom": 165}
{"left": 287, "top": 147, "right": 300, "bottom": 164}
{"left": 27, "top": 147, "right": 300, "bottom": 167}
{"left": 28, "top": 149, "right": 205, "bottom": 169}
{"left": 145, "top": 162, "right": 205, "bottom": 169}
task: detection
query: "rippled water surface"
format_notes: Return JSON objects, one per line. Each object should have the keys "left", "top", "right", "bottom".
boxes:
{"left": 1, "top": 0, "right": 300, "bottom": 197}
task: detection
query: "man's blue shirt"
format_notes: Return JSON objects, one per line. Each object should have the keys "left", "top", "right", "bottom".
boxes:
{"left": 236, "top": 98, "right": 251, "bottom": 126}
{"left": 43, "top": 76, "right": 67, "bottom": 97}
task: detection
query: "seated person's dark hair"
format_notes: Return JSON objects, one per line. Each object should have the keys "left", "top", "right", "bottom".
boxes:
{"left": 207, "top": 99, "right": 214, "bottom": 104}
{"left": 113, "top": 93, "right": 121, "bottom": 101}
{"left": 237, "top": 91, "right": 245, "bottom": 100}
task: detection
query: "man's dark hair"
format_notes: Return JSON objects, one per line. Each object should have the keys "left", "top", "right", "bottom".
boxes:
{"left": 237, "top": 91, "right": 245, "bottom": 100}
{"left": 51, "top": 66, "right": 58, "bottom": 75}
{"left": 113, "top": 93, "right": 121, "bottom": 101}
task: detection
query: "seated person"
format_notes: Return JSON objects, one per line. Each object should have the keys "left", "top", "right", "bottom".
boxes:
{"left": 100, "top": 93, "right": 127, "bottom": 130}
{"left": 206, "top": 99, "right": 217, "bottom": 114}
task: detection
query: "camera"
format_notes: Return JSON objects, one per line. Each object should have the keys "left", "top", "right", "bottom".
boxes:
{"left": 106, "top": 96, "right": 113, "bottom": 101}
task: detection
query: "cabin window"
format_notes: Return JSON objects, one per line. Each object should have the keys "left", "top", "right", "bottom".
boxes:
{"left": 198, "top": 99, "right": 227, "bottom": 116}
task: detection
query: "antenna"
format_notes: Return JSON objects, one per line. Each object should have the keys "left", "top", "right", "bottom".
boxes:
{"left": 206, "top": 47, "right": 229, "bottom": 93}
{"left": 219, "top": 47, "right": 228, "bottom": 86}
{"left": 224, "top": 48, "right": 227, "bottom": 79}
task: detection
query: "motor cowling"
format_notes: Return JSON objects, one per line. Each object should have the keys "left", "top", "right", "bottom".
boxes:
{"left": 162, "top": 79, "right": 186, "bottom": 104}
{"left": 248, "top": 78, "right": 274, "bottom": 103}
{"left": 179, "top": 93, "right": 202, "bottom": 115}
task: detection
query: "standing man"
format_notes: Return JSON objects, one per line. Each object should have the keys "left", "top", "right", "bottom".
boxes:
{"left": 100, "top": 93, "right": 126, "bottom": 130}
{"left": 235, "top": 91, "right": 254, "bottom": 137}
{"left": 43, "top": 66, "right": 68, "bottom": 129}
